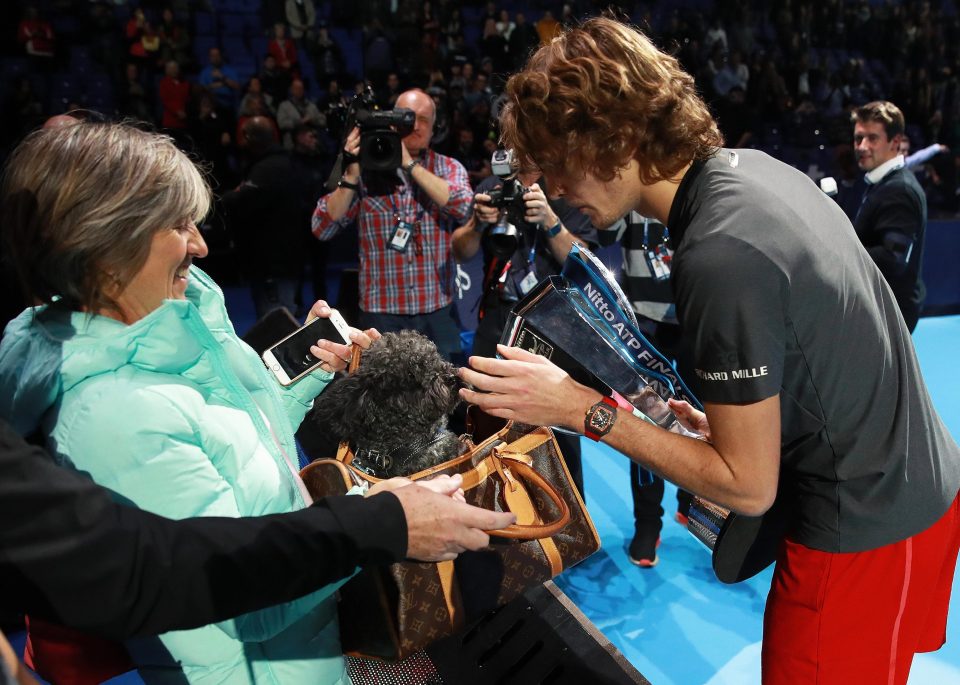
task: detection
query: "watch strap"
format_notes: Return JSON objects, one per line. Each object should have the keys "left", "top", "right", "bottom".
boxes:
{"left": 544, "top": 221, "right": 562, "bottom": 238}
{"left": 337, "top": 178, "right": 360, "bottom": 191}
{"left": 404, "top": 159, "right": 421, "bottom": 173}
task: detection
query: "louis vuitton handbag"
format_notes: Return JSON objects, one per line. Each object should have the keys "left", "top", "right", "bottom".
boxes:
{"left": 300, "top": 413, "right": 600, "bottom": 661}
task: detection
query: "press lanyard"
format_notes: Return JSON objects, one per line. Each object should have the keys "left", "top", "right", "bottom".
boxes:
{"left": 641, "top": 218, "right": 670, "bottom": 250}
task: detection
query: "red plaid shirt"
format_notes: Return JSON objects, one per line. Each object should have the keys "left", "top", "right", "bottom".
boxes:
{"left": 312, "top": 150, "right": 472, "bottom": 315}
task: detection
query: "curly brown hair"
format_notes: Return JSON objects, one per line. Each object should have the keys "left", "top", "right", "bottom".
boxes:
{"left": 500, "top": 17, "right": 723, "bottom": 184}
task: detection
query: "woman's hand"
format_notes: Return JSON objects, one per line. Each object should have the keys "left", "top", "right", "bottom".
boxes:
{"left": 305, "top": 300, "right": 381, "bottom": 373}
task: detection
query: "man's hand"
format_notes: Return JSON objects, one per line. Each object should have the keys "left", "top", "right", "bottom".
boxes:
{"left": 342, "top": 126, "right": 361, "bottom": 181}
{"left": 473, "top": 192, "right": 500, "bottom": 224}
{"left": 388, "top": 476, "right": 517, "bottom": 561}
{"left": 522, "top": 183, "right": 559, "bottom": 228}
{"left": 458, "top": 345, "right": 598, "bottom": 430}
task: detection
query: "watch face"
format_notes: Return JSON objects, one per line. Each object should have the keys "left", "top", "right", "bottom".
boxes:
{"left": 589, "top": 405, "right": 615, "bottom": 432}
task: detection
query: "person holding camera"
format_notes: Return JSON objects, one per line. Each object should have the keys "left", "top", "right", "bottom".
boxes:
{"left": 451, "top": 155, "right": 597, "bottom": 495}
{"left": 312, "top": 88, "right": 472, "bottom": 361}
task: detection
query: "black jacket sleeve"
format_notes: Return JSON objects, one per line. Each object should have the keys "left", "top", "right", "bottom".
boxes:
{"left": 0, "top": 419, "right": 406, "bottom": 640}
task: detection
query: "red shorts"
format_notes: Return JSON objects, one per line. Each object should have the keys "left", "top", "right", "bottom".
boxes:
{"left": 762, "top": 489, "right": 960, "bottom": 685}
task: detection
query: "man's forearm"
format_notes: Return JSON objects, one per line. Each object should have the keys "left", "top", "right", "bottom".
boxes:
{"left": 452, "top": 216, "right": 483, "bottom": 261}
{"left": 543, "top": 222, "right": 586, "bottom": 263}
{"left": 322, "top": 184, "right": 358, "bottom": 222}
{"left": 0, "top": 422, "right": 405, "bottom": 639}
{"left": 409, "top": 164, "right": 450, "bottom": 207}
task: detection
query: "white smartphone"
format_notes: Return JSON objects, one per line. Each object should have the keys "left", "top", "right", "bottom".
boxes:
{"left": 261, "top": 309, "right": 352, "bottom": 385}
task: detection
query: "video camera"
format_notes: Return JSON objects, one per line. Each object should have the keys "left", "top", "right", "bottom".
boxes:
{"left": 342, "top": 88, "right": 415, "bottom": 172}
{"left": 482, "top": 149, "right": 532, "bottom": 258}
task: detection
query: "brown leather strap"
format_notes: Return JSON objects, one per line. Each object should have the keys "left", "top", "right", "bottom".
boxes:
{"left": 498, "top": 465, "right": 565, "bottom": 574}
{"left": 300, "top": 458, "right": 354, "bottom": 491}
{"left": 486, "top": 458, "right": 571, "bottom": 540}
{"left": 501, "top": 428, "right": 552, "bottom": 456}
{"left": 538, "top": 534, "right": 564, "bottom": 576}
{"left": 347, "top": 343, "right": 362, "bottom": 374}
{"left": 436, "top": 560, "right": 457, "bottom": 626}
{"left": 335, "top": 440, "right": 354, "bottom": 466}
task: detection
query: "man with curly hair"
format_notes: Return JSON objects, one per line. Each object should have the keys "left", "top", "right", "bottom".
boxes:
{"left": 459, "top": 17, "right": 960, "bottom": 685}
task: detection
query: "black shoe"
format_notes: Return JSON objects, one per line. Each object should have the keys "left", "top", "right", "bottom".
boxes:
{"left": 628, "top": 530, "right": 661, "bottom": 568}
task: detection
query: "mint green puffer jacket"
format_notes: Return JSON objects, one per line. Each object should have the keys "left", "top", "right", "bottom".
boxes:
{"left": 0, "top": 267, "right": 352, "bottom": 684}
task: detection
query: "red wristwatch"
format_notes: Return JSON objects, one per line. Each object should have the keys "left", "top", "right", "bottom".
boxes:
{"left": 584, "top": 396, "right": 618, "bottom": 441}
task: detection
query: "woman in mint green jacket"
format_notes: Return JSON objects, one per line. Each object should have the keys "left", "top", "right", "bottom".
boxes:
{"left": 0, "top": 122, "right": 384, "bottom": 684}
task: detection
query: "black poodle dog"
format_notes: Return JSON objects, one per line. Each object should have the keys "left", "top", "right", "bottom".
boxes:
{"left": 311, "top": 330, "right": 464, "bottom": 477}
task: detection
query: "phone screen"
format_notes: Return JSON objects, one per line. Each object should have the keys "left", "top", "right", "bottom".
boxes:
{"left": 270, "top": 317, "right": 346, "bottom": 380}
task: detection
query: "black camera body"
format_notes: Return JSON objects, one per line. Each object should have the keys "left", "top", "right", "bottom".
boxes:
{"left": 482, "top": 150, "right": 532, "bottom": 258}
{"left": 355, "top": 107, "right": 415, "bottom": 171}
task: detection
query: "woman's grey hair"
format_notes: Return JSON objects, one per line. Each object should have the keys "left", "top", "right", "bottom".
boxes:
{"left": 0, "top": 121, "right": 211, "bottom": 314}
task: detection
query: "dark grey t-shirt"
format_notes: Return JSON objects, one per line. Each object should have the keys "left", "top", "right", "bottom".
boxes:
{"left": 669, "top": 149, "right": 960, "bottom": 553}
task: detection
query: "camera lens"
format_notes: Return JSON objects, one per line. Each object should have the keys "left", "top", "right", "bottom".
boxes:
{"left": 484, "top": 217, "right": 520, "bottom": 258}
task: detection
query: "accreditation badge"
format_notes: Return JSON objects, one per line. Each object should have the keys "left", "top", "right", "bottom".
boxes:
{"left": 645, "top": 244, "right": 673, "bottom": 281}
{"left": 388, "top": 218, "right": 414, "bottom": 253}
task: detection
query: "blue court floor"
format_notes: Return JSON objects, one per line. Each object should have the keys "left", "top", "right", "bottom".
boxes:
{"left": 557, "top": 314, "right": 960, "bottom": 685}
{"left": 9, "top": 308, "right": 959, "bottom": 685}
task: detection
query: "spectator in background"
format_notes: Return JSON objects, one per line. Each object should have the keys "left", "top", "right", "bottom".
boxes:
{"left": 258, "top": 53, "right": 292, "bottom": 108}
{"left": 236, "top": 92, "right": 278, "bottom": 148}
{"left": 853, "top": 100, "right": 927, "bottom": 332}
{"left": 17, "top": 5, "right": 55, "bottom": 59}
{"left": 119, "top": 62, "right": 153, "bottom": 124}
{"left": 443, "top": 7, "right": 463, "bottom": 54}
{"left": 158, "top": 6, "right": 192, "bottom": 71}
{"left": 286, "top": 0, "right": 316, "bottom": 44}
{"left": 704, "top": 14, "right": 728, "bottom": 53}
{"left": 188, "top": 91, "right": 234, "bottom": 190}
{"left": 378, "top": 71, "right": 402, "bottom": 108}
{"left": 495, "top": 9, "right": 515, "bottom": 42}
{"left": 158, "top": 60, "right": 191, "bottom": 137}
{"left": 536, "top": 10, "right": 561, "bottom": 46}
{"left": 508, "top": 11, "right": 539, "bottom": 69}
{"left": 480, "top": 18, "right": 509, "bottom": 74}
{"left": 224, "top": 116, "right": 305, "bottom": 317}
{"left": 268, "top": 22, "right": 299, "bottom": 78}
{"left": 198, "top": 47, "right": 241, "bottom": 111}
{"left": 239, "top": 76, "right": 276, "bottom": 118}
{"left": 901, "top": 135, "right": 950, "bottom": 170}
{"left": 277, "top": 78, "right": 325, "bottom": 149}
{"left": 310, "top": 23, "right": 343, "bottom": 91}
{"left": 713, "top": 48, "right": 749, "bottom": 97}
{"left": 291, "top": 124, "right": 332, "bottom": 303}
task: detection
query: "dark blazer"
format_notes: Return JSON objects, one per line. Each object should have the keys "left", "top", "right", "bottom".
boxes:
{"left": 853, "top": 166, "right": 927, "bottom": 331}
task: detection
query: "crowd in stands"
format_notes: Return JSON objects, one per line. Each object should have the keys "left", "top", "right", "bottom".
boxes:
{"left": 1, "top": 0, "right": 959, "bottom": 260}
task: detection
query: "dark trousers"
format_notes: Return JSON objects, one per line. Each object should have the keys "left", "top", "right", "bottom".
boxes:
{"left": 359, "top": 305, "right": 463, "bottom": 363}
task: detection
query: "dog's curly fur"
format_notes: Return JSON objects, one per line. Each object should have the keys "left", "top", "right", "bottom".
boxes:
{"left": 311, "top": 330, "right": 463, "bottom": 477}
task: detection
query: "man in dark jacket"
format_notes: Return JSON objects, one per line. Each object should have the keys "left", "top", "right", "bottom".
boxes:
{"left": 222, "top": 115, "right": 306, "bottom": 318}
{"left": 0, "top": 418, "right": 513, "bottom": 639}
{"left": 853, "top": 100, "right": 927, "bottom": 332}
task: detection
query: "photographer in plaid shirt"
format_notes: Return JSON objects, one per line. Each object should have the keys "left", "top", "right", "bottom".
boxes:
{"left": 312, "top": 89, "right": 471, "bottom": 360}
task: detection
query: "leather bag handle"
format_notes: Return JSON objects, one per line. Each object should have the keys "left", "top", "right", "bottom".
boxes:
{"left": 485, "top": 455, "right": 571, "bottom": 540}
